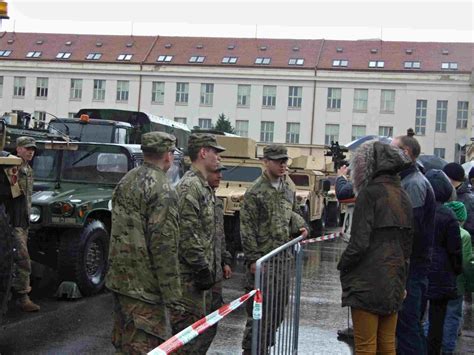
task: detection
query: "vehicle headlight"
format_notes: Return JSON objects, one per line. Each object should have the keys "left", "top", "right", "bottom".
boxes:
{"left": 30, "top": 206, "right": 41, "bottom": 223}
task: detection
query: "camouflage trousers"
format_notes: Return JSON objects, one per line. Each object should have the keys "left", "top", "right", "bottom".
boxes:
{"left": 242, "top": 265, "right": 290, "bottom": 354}
{"left": 112, "top": 293, "right": 170, "bottom": 355}
{"left": 199, "top": 282, "right": 224, "bottom": 352}
{"left": 12, "top": 227, "right": 32, "bottom": 295}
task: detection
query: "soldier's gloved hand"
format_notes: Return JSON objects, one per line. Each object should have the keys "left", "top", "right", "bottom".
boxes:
{"left": 194, "top": 267, "right": 215, "bottom": 290}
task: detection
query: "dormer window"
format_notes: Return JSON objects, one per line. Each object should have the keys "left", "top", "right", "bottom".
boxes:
{"left": 117, "top": 54, "right": 133, "bottom": 61}
{"left": 56, "top": 52, "right": 72, "bottom": 59}
{"left": 189, "top": 56, "right": 205, "bottom": 63}
{"left": 86, "top": 53, "right": 102, "bottom": 60}
{"left": 255, "top": 57, "right": 271, "bottom": 65}
{"left": 441, "top": 62, "right": 458, "bottom": 70}
{"left": 368, "top": 60, "right": 384, "bottom": 68}
{"left": 26, "top": 51, "right": 42, "bottom": 58}
{"left": 222, "top": 56, "right": 238, "bottom": 64}
{"left": 0, "top": 50, "right": 12, "bottom": 57}
{"left": 288, "top": 58, "right": 304, "bottom": 65}
{"left": 332, "top": 59, "right": 348, "bottom": 67}
{"left": 157, "top": 55, "right": 173, "bottom": 62}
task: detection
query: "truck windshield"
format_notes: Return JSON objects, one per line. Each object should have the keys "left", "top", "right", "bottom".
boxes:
{"left": 289, "top": 174, "right": 309, "bottom": 187}
{"left": 32, "top": 149, "right": 61, "bottom": 181}
{"left": 222, "top": 166, "right": 262, "bottom": 182}
{"left": 49, "top": 122, "right": 114, "bottom": 143}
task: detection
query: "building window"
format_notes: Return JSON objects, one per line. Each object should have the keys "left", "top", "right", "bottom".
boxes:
{"left": 441, "top": 62, "right": 458, "bottom": 70}
{"left": 286, "top": 123, "right": 300, "bottom": 144}
{"left": 0, "top": 50, "right": 12, "bottom": 57}
{"left": 351, "top": 125, "right": 366, "bottom": 141}
{"left": 200, "top": 83, "right": 214, "bottom": 106}
{"left": 288, "top": 58, "right": 305, "bottom": 65}
{"left": 434, "top": 148, "right": 446, "bottom": 159}
{"left": 260, "top": 121, "right": 274, "bottom": 142}
{"left": 34, "top": 111, "right": 47, "bottom": 128}
{"left": 151, "top": 81, "right": 165, "bottom": 104}
{"left": 68, "top": 112, "right": 75, "bottom": 119}
{"left": 174, "top": 117, "right": 187, "bottom": 125}
{"left": 325, "top": 124, "right": 340, "bottom": 145}
{"left": 436, "top": 100, "right": 448, "bottom": 132}
{"left": 454, "top": 144, "right": 467, "bottom": 164}
{"left": 116, "top": 80, "right": 129, "bottom": 102}
{"left": 262, "top": 85, "right": 276, "bottom": 108}
{"left": 457, "top": 101, "right": 469, "bottom": 129}
{"left": 353, "top": 89, "right": 368, "bottom": 112}
{"left": 93, "top": 79, "right": 106, "bottom": 101}
{"left": 70, "top": 79, "right": 83, "bottom": 100}
{"left": 288, "top": 86, "right": 302, "bottom": 108}
{"left": 235, "top": 120, "right": 249, "bottom": 137}
{"left": 255, "top": 57, "right": 271, "bottom": 65}
{"left": 26, "top": 51, "right": 42, "bottom": 58}
{"left": 368, "top": 60, "right": 385, "bottom": 68}
{"left": 189, "top": 56, "right": 205, "bottom": 63}
{"left": 332, "top": 59, "right": 349, "bottom": 67}
{"left": 327, "top": 88, "right": 341, "bottom": 110}
{"left": 13, "top": 77, "right": 26, "bottom": 97}
{"left": 380, "top": 90, "right": 395, "bottom": 113}
{"left": 198, "top": 118, "right": 212, "bottom": 129}
{"left": 379, "top": 126, "right": 393, "bottom": 137}
{"left": 237, "top": 85, "right": 251, "bottom": 107}
{"left": 415, "top": 99, "right": 427, "bottom": 135}
{"left": 117, "top": 54, "right": 133, "bottom": 61}
{"left": 36, "top": 77, "right": 48, "bottom": 98}
{"left": 56, "top": 52, "right": 71, "bottom": 59}
{"left": 176, "top": 82, "right": 189, "bottom": 104}
{"left": 0, "top": 76, "right": 2, "bottom": 97}
{"left": 157, "top": 55, "right": 173, "bottom": 62}
{"left": 404, "top": 61, "right": 421, "bottom": 69}
{"left": 222, "top": 56, "right": 238, "bottom": 64}
{"left": 86, "top": 53, "right": 102, "bottom": 60}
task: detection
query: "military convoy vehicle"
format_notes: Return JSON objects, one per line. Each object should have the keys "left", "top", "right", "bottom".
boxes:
{"left": 288, "top": 155, "right": 331, "bottom": 236}
{"left": 27, "top": 141, "right": 144, "bottom": 297}
{"left": 0, "top": 119, "right": 22, "bottom": 321}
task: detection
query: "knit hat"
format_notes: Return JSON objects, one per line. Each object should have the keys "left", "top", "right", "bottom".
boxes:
{"left": 442, "top": 162, "right": 465, "bottom": 182}
{"left": 444, "top": 201, "right": 467, "bottom": 222}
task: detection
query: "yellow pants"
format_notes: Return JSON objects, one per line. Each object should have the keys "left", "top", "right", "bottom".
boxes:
{"left": 351, "top": 308, "right": 398, "bottom": 355}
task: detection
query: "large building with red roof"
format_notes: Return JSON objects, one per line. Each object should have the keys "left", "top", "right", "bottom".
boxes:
{"left": 0, "top": 32, "right": 472, "bottom": 160}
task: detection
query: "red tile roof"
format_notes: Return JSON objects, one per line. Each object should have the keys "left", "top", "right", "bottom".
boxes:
{"left": 0, "top": 32, "right": 472, "bottom": 73}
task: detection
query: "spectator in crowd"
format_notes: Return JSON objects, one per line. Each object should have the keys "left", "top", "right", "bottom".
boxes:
{"left": 337, "top": 141, "right": 413, "bottom": 354}
{"left": 392, "top": 131, "right": 436, "bottom": 355}
{"left": 335, "top": 164, "right": 355, "bottom": 200}
{"left": 469, "top": 167, "right": 474, "bottom": 191}
{"left": 443, "top": 162, "right": 474, "bottom": 240}
{"left": 424, "top": 170, "right": 463, "bottom": 354}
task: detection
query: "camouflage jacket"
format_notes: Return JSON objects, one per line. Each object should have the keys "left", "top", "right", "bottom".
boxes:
{"left": 214, "top": 196, "right": 232, "bottom": 283}
{"left": 106, "top": 162, "right": 182, "bottom": 305}
{"left": 176, "top": 166, "right": 217, "bottom": 280}
{"left": 240, "top": 171, "right": 306, "bottom": 263}
{"left": 18, "top": 160, "right": 33, "bottom": 215}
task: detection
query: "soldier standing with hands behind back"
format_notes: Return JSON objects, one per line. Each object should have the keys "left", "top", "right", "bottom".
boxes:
{"left": 240, "top": 144, "right": 308, "bottom": 354}
{"left": 12, "top": 136, "right": 40, "bottom": 312}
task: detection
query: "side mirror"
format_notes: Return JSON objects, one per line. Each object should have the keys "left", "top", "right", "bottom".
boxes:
{"left": 321, "top": 179, "right": 331, "bottom": 192}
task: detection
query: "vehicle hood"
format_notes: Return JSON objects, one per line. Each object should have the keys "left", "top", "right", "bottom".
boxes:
{"left": 32, "top": 182, "right": 114, "bottom": 205}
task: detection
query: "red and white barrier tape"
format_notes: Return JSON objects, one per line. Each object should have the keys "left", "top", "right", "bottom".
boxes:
{"left": 300, "top": 231, "right": 343, "bottom": 245}
{"left": 148, "top": 289, "right": 262, "bottom": 355}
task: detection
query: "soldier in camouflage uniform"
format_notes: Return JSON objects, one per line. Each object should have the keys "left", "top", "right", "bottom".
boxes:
{"left": 240, "top": 144, "right": 308, "bottom": 354}
{"left": 106, "top": 132, "right": 183, "bottom": 354}
{"left": 175, "top": 133, "right": 225, "bottom": 354}
{"left": 12, "top": 136, "right": 40, "bottom": 312}
{"left": 202, "top": 163, "right": 233, "bottom": 349}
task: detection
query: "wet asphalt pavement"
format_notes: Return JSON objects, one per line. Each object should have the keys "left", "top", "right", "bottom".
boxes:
{"left": 1, "top": 233, "right": 473, "bottom": 354}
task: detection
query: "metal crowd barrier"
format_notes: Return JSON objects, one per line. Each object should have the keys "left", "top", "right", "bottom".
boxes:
{"left": 251, "top": 235, "right": 304, "bottom": 355}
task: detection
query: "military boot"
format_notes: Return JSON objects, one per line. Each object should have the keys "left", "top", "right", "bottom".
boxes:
{"left": 17, "top": 294, "right": 40, "bottom": 312}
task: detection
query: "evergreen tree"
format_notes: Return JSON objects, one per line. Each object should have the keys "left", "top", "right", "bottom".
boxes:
{"left": 214, "top": 113, "right": 234, "bottom": 134}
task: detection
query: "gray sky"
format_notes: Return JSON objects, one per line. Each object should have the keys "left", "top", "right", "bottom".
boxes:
{"left": 2, "top": 0, "right": 473, "bottom": 42}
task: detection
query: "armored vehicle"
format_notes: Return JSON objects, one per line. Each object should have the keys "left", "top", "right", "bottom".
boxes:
{"left": 288, "top": 155, "right": 331, "bottom": 236}
{"left": 27, "top": 141, "right": 144, "bottom": 296}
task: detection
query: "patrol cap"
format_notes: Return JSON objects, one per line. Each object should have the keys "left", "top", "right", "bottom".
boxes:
{"left": 263, "top": 144, "right": 289, "bottom": 160}
{"left": 188, "top": 133, "right": 226, "bottom": 152}
{"left": 16, "top": 136, "right": 37, "bottom": 149}
{"left": 141, "top": 132, "right": 176, "bottom": 153}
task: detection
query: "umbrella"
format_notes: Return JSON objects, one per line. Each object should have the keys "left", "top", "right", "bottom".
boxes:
{"left": 344, "top": 135, "right": 392, "bottom": 151}
{"left": 462, "top": 161, "right": 474, "bottom": 177}
{"left": 417, "top": 155, "right": 448, "bottom": 172}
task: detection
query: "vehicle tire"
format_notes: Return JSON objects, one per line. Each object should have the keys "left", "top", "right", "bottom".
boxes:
{"left": 0, "top": 205, "right": 14, "bottom": 322}
{"left": 324, "top": 201, "right": 340, "bottom": 228}
{"left": 311, "top": 218, "right": 323, "bottom": 238}
{"left": 58, "top": 220, "right": 109, "bottom": 296}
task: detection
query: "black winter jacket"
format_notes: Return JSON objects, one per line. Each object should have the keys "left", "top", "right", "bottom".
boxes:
{"left": 456, "top": 180, "right": 474, "bottom": 237}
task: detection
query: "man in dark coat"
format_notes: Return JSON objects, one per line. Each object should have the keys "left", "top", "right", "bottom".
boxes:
{"left": 424, "top": 169, "right": 463, "bottom": 354}
{"left": 337, "top": 141, "right": 414, "bottom": 353}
